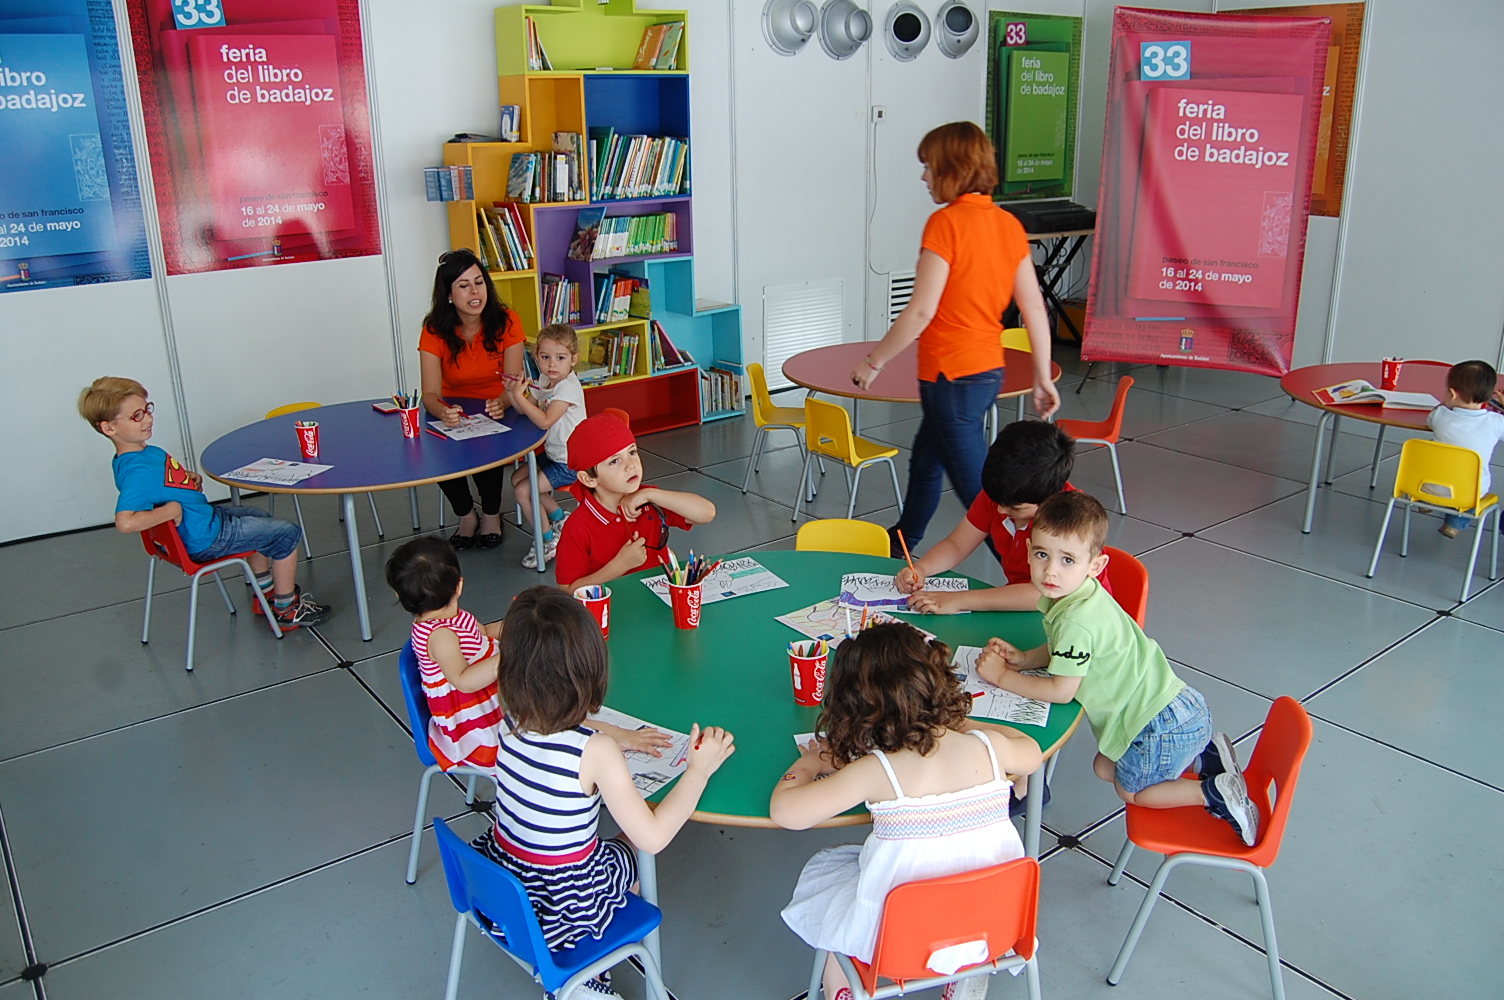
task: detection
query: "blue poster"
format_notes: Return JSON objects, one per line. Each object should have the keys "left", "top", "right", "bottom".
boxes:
{"left": 0, "top": 1, "right": 149, "bottom": 292}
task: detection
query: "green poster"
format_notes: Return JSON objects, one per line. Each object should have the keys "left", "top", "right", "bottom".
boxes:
{"left": 986, "top": 12, "right": 1082, "bottom": 200}
{"left": 1004, "top": 49, "right": 1069, "bottom": 183}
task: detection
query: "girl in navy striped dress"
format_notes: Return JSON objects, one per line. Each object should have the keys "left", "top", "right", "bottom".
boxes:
{"left": 474, "top": 586, "right": 735, "bottom": 992}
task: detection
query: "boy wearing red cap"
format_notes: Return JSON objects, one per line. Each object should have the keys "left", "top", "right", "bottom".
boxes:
{"left": 555, "top": 413, "right": 716, "bottom": 590}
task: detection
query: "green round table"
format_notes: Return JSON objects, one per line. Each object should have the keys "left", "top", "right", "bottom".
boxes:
{"left": 603, "top": 550, "right": 1082, "bottom": 849}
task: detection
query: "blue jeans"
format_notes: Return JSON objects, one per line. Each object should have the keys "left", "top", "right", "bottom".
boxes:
{"left": 190, "top": 505, "right": 302, "bottom": 563}
{"left": 1114, "top": 686, "right": 1213, "bottom": 794}
{"left": 1443, "top": 512, "right": 1472, "bottom": 531}
{"left": 892, "top": 368, "right": 1004, "bottom": 544}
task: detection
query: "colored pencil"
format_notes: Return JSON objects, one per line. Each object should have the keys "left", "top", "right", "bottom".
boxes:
{"left": 896, "top": 529, "right": 921, "bottom": 587}
{"left": 425, "top": 427, "right": 448, "bottom": 440}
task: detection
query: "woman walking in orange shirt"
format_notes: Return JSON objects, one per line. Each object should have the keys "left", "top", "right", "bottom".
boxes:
{"left": 852, "top": 122, "right": 1059, "bottom": 553}
{"left": 419, "top": 249, "right": 526, "bottom": 549}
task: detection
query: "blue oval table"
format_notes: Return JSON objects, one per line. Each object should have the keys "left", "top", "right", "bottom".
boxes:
{"left": 200, "top": 399, "right": 548, "bottom": 641}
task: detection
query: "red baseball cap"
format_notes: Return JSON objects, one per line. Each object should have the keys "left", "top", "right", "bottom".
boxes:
{"left": 568, "top": 413, "right": 636, "bottom": 471}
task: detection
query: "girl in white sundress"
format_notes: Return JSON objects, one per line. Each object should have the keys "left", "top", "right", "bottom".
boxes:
{"left": 772, "top": 623, "right": 1043, "bottom": 1000}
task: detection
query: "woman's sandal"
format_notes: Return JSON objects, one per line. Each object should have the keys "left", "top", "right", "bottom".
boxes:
{"left": 448, "top": 531, "right": 475, "bottom": 550}
{"left": 475, "top": 532, "right": 503, "bottom": 549}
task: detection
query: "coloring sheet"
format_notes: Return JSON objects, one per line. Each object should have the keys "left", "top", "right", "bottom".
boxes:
{"left": 588, "top": 706, "right": 690, "bottom": 797}
{"left": 839, "top": 572, "right": 968, "bottom": 613}
{"left": 641, "top": 557, "right": 789, "bottom": 605}
{"left": 950, "top": 646, "right": 1051, "bottom": 728}
{"left": 775, "top": 598, "right": 937, "bottom": 648}
{"left": 428, "top": 413, "right": 511, "bottom": 440}
{"left": 222, "top": 458, "right": 333, "bottom": 485}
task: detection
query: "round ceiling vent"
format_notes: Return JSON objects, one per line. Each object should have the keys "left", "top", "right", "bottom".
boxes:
{"left": 884, "top": 1, "right": 930, "bottom": 62}
{"left": 934, "top": 1, "right": 978, "bottom": 58}
{"left": 764, "top": 0, "right": 819, "bottom": 56}
{"left": 819, "top": 0, "right": 872, "bottom": 60}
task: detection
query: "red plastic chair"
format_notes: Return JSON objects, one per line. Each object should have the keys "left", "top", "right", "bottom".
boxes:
{"left": 810, "top": 857, "right": 1041, "bottom": 1000}
{"left": 600, "top": 406, "right": 631, "bottom": 428}
{"left": 1101, "top": 545, "right": 1148, "bottom": 626}
{"left": 1056, "top": 376, "right": 1134, "bottom": 514}
{"left": 140, "top": 520, "right": 282, "bottom": 672}
{"left": 1106, "top": 697, "right": 1313, "bottom": 1000}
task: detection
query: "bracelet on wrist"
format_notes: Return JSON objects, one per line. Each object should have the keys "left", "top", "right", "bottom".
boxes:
{"left": 864, "top": 356, "right": 884, "bottom": 372}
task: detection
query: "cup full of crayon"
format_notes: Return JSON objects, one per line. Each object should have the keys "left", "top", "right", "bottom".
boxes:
{"left": 393, "top": 391, "right": 422, "bottom": 438}
{"left": 788, "top": 639, "right": 828, "bottom": 706}
{"left": 573, "top": 585, "right": 611, "bottom": 639}
{"left": 663, "top": 547, "right": 718, "bottom": 630}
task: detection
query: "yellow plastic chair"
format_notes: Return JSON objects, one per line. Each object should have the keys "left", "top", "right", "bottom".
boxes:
{"left": 796, "top": 518, "right": 890, "bottom": 557}
{"left": 265, "top": 402, "right": 386, "bottom": 555}
{"left": 1366, "top": 439, "right": 1499, "bottom": 601}
{"left": 743, "top": 362, "right": 813, "bottom": 494}
{"left": 795, "top": 399, "right": 903, "bottom": 521}
{"left": 987, "top": 327, "right": 1034, "bottom": 437}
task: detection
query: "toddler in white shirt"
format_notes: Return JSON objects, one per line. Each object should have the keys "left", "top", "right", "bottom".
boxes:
{"left": 1427, "top": 360, "right": 1504, "bottom": 536}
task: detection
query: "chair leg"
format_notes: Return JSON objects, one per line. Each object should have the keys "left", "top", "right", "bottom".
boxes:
{"left": 793, "top": 451, "right": 815, "bottom": 521}
{"left": 1017, "top": 395, "right": 1025, "bottom": 421}
{"left": 185, "top": 570, "right": 204, "bottom": 672}
{"left": 1107, "top": 838, "right": 1135, "bottom": 885}
{"left": 885, "top": 458, "right": 904, "bottom": 516}
{"left": 1491, "top": 507, "right": 1500, "bottom": 581}
{"left": 1368, "top": 424, "right": 1387, "bottom": 489}
{"left": 1401, "top": 499, "right": 1414, "bottom": 557}
{"left": 1462, "top": 509, "right": 1489, "bottom": 602}
{"left": 1107, "top": 854, "right": 1180, "bottom": 984}
{"left": 367, "top": 493, "right": 385, "bottom": 538}
{"left": 210, "top": 570, "right": 237, "bottom": 615}
{"left": 291, "top": 495, "right": 312, "bottom": 558}
{"left": 443, "top": 910, "right": 467, "bottom": 1000}
{"left": 234, "top": 560, "right": 282, "bottom": 637}
{"left": 464, "top": 773, "right": 478, "bottom": 805}
{"left": 848, "top": 465, "right": 863, "bottom": 519}
{"left": 1025, "top": 955, "right": 1042, "bottom": 1000}
{"left": 743, "top": 427, "right": 766, "bottom": 492}
{"left": 808, "top": 949, "right": 827, "bottom": 1000}
{"left": 1248, "top": 865, "right": 1287, "bottom": 1000}
{"left": 1107, "top": 442, "right": 1127, "bottom": 514}
{"left": 1367, "top": 497, "right": 1398, "bottom": 578}
{"left": 407, "top": 763, "right": 443, "bottom": 884}
{"left": 142, "top": 557, "right": 156, "bottom": 644}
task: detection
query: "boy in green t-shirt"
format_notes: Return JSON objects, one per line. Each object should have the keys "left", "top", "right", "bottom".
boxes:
{"left": 975, "top": 490, "right": 1257, "bottom": 845}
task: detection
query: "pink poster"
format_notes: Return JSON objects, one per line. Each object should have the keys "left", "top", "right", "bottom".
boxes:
{"left": 1082, "top": 8, "right": 1330, "bottom": 376}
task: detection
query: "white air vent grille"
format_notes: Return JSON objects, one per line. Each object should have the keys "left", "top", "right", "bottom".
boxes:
{"left": 763, "top": 279, "right": 844, "bottom": 390}
{"left": 887, "top": 270, "right": 916, "bottom": 325}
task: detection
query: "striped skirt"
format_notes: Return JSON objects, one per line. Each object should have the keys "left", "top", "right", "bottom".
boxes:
{"left": 471, "top": 830, "right": 638, "bottom": 951}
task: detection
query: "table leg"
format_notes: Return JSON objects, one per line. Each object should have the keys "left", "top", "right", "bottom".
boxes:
{"left": 852, "top": 398, "right": 861, "bottom": 436}
{"left": 527, "top": 450, "right": 546, "bottom": 573}
{"left": 1301, "top": 411, "right": 1333, "bottom": 534}
{"left": 342, "top": 493, "right": 373, "bottom": 641}
{"left": 1323, "top": 415, "right": 1342, "bottom": 485}
{"left": 1024, "top": 764, "right": 1045, "bottom": 858}
{"left": 230, "top": 486, "right": 241, "bottom": 505}
{"left": 637, "top": 847, "right": 663, "bottom": 980}
{"left": 409, "top": 487, "right": 420, "bottom": 531}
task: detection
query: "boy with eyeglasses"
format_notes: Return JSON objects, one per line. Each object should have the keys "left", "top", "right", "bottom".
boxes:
{"left": 78, "top": 377, "right": 331, "bottom": 629}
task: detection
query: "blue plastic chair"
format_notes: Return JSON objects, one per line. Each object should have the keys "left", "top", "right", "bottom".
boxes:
{"left": 399, "top": 641, "right": 491, "bottom": 884}
{"left": 433, "top": 818, "right": 668, "bottom": 1000}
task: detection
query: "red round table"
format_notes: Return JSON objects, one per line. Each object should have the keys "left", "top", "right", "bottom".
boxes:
{"left": 782, "top": 342, "right": 1061, "bottom": 432}
{"left": 1280, "top": 361, "right": 1504, "bottom": 532}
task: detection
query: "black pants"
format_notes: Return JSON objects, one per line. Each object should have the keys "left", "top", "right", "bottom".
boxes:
{"left": 438, "top": 467, "right": 506, "bottom": 518}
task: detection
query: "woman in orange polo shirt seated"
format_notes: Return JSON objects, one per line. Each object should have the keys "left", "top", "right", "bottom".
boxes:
{"left": 852, "top": 121, "right": 1060, "bottom": 554}
{"left": 419, "top": 249, "right": 526, "bottom": 549}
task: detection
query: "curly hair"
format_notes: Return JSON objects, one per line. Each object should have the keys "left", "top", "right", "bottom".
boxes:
{"left": 818, "top": 622, "right": 973, "bottom": 768}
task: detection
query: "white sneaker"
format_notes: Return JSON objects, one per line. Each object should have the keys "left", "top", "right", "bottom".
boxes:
{"left": 522, "top": 543, "right": 540, "bottom": 569}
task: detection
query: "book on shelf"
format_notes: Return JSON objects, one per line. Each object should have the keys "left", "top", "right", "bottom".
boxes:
{"left": 499, "top": 106, "right": 520, "bottom": 143}
{"left": 654, "top": 21, "right": 685, "bottom": 70}
{"left": 649, "top": 320, "right": 690, "bottom": 369}
{"left": 700, "top": 363, "right": 745, "bottom": 415}
{"left": 629, "top": 280, "right": 652, "bottom": 319}
{"left": 1311, "top": 380, "right": 1439, "bottom": 410}
{"left": 541, "top": 273, "right": 580, "bottom": 325}
{"left": 526, "top": 16, "right": 552, "bottom": 71}
{"left": 476, "top": 204, "right": 533, "bottom": 272}
{"left": 505, "top": 135, "right": 586, "bottom": 203}
{"left": 577, "top": 365, "right": 611, "bottom": 386}
{"left": 587, "top": 329, "right": 644, "bottom": 378}
{"left": 579, "top": 212, "right": 678, "bottom": 260}
{"left": 568, "top": 206, "right": 607, "bottom": 262}
{"left": 587, "top": 131, "right": 689, "bottom": 201}
{"left": 633, "top": 24, "right": 669, "bottom": 69}
{"left": 425, "top": 165, "right": 474, "bottom": 202}
{"left": 593, "top": 271, "right": 643, "bottom": 325}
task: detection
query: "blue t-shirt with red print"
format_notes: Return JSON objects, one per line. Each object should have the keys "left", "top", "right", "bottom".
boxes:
{"left": 112, "top": 445, "right": 220, "bottom": 553}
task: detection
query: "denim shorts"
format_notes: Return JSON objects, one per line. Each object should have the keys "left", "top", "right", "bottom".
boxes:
{"left": 1114, "top": 686, "right": 1213, "bottom": 794}
{"left": 190, "top": 505, "right": 302, "bottom": 563}
{"left": 536, "top": 455, "right": 579, "bottom": 490}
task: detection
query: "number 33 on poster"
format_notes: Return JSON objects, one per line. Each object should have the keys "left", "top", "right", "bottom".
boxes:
{"left": 173, "top": 0, "right": 225, "bottom": 30}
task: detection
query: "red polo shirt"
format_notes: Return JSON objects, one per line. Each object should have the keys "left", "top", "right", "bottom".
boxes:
{"left": 965, "top": 484, "right": 1111, "bottom": 593}
{"left": 555, "top": 485, "right": 691, "bottom": 588}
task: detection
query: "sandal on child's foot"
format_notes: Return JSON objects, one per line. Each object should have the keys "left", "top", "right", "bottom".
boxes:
{"left": 1439, "top": 524, "right": 1459, "bottom": 539}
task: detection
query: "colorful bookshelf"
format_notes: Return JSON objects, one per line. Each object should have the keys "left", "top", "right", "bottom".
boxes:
{"left": 441, "top": 1, "right": 743, "bottom": 435}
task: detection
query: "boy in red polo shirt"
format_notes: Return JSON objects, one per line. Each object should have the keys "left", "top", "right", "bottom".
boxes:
{"left": 898, "top": 419, "right": 1107, "bottom": 612}
{"left": 554, "top": 414, "right": 717, "bottom": 590}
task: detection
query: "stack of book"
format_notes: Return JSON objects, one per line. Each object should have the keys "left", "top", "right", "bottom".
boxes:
{"left": 588, "top": 329, "right": 644, "bottom": 379}
{"left": 571, "top": 211, "right": 677, "bottom": 261}
{"left": 593, "top": 273, "right": 651, "bottom": 325}
{"left": 506, "top": 133, "right": 586, "bottom": 203}
{"left": 587, "top": 130, "right": 689, "bottom": 201}
{"left": 525, "top": 16, "right": 553, "bottom": 71}
{"left": 475, "top": 203, "right": 534, "bottom": 272}
{"left": 540, "top": 273, "right": 580, "bottom": 325}
{"left": 700, "top": 365, "right": 744, "bottom": 415}
{"left": 632, "top": 20, "right": 684, "bottom": 69}
{"left": 424, "top": 165, "right": 474, "bottom": 202}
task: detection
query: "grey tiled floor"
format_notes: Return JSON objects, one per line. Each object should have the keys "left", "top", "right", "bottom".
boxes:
{"left": 1, "top": 346, "right": 1500, "bottom": 1000}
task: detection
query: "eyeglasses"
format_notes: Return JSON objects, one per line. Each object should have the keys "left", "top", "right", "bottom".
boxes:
{"left": 126, "top": 401, "right": 154, "bottom": 423}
